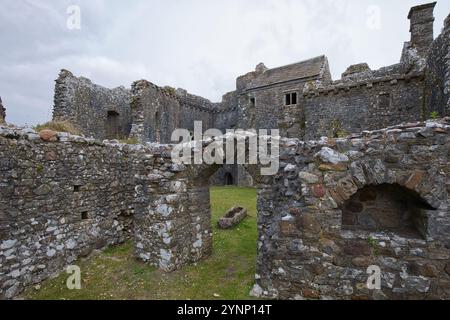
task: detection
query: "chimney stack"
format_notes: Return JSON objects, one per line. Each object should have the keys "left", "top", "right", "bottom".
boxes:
{"left": 408, "top": 2, "right": 436, "bottom": 57}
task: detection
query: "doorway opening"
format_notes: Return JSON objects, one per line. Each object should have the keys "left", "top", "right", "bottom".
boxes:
{"left": 225, "top": 172, "right": 234, "bottom": 185}
{"left": 106, "top": 111, "right": 120, "bottom": 139}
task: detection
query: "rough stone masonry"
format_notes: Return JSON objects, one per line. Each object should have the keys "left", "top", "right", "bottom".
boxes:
{"left": 1, "top": 116, "right": 449, "bottom": 300}
{"left": 0, "top": 2, "right": 450, "bottom": 300}
{"left": 0, "top": 126, "right": 213, "bottom": 298}
{"left": 251, "top": 118, "right": 450, "bottom": 300}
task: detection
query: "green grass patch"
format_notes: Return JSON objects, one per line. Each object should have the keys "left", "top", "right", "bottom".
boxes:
{"left": 24, "top": 186, "right": 258, "bottom": 300}
{"left": 118, "top": 137, "right": 139, "bottom": 144}
{"left": 34, "top": 121, "right": 80, "bottom": 135}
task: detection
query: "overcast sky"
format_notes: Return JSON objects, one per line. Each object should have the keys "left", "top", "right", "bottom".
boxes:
{"left": 0, "top": 0, "right": 448, "bottom": 125}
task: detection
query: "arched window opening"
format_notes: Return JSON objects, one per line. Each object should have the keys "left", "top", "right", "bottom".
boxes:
{"left": 341, "top": 184, "right": 434, "bottom": 239}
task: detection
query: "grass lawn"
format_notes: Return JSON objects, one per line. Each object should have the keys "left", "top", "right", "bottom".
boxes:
{"left": 23, "top": 186, "right": 258, "bottom": 300}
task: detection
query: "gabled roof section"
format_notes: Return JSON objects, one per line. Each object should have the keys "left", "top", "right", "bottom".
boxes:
{"left": 247, "top": 55, "right": 327, "bottom": 90}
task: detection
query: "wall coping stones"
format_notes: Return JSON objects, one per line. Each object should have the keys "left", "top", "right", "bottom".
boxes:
{"left": 302, "top": 71, "right": 425, "bottom": 98}
{"left": 131, "top": 78, "right": 236, "bottom": 114}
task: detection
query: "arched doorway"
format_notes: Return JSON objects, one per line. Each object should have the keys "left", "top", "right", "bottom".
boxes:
{"left": 224, "top": 172, "right": 234, "bottom": 185}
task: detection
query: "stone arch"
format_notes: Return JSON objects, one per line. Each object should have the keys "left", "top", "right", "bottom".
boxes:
{"left": 328, "top": 161, "right": 448, "bottom": 241}
{"left": 184, "top": 132, "right": 267, "bottom": 187}
{"left": 209, "top": 165, "right": 235, "bottom": 186}
{"left": 208, "top": 164, "right": 256, "bottom": 187}
{"left": 225, "top": 172, "right": 234, "bottom": 185}
{"left": 341, "top": 183, "right": 435, "bottom": 239}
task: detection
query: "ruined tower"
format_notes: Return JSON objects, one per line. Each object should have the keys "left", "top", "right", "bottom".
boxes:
{"left": 0, "top": 97, "right": 6, "bottom": 123}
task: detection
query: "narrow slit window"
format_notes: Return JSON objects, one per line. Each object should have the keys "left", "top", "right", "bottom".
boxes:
{"left": 250, "top": 97, "right": 256, "bottom": 108}
{"left": 285, "top": 93, "right": 291, "bottom": 106}
{"left": 291, "top": 92, "right": 297, "bottom": 105}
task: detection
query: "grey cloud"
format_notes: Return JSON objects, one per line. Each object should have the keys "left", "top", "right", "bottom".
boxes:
{"left": 0, "top": 0, "right": 448, "bottom": 125}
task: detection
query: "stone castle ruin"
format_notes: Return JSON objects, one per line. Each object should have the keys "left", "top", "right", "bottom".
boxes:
{"left": 0, "top": 2, "right": 450, "bottom": 299}
{"left": 52, "top": 2, "right": 449, "bottom": 187}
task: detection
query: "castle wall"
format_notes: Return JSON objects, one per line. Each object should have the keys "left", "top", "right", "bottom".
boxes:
{"left": 0, "top": 127, "right": 136, "bottom": 298}
{"left": 53, "top": 70, "right": 131, "bottom": 140}
{"left": 54, "top": 71, "right": 237, "bottom": 146}
{"left": 252, "top": 118, "right": 450, "bottom": 300}
{"left": 227, "top": 4, "right": 449, "bottom": 142}
{"left": 238, "top": 86, "right": 286, "bottom": 132}
{"left": 129, "top": 80, "right": 218, "bottom": 144}
{"left": 213, "top": 91, "right": 238, "bottom": 131}
{"left": 133, "top": 144, "right": 213, "bottom": 271}
{"left": 425, "top": 14, "right": 450, "bottom": 117}
{"left": 0, "top": 126, "right": 212, "bottom": 299}
{"left": 234, "top": 61, "right": 427, "bottom": 141}
{"left": 178, "top": 89, "right": 216, "bottom": 131}
{"left": 237, "top": 77, "right": 314, "bottom": 138}
{"left": 129, "top": 80, "right": 181, "bottom": 144}
{"left": 235, "top": 56, "right": 331, "bottom": 138}
{"left": 52, "top": 71, "right": 248, "bottom": 186}
{"left": 302, "top": 73, "right": 425, "bottom": 140}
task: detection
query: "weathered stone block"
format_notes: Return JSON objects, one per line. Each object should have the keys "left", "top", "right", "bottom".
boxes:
{"left": 312, "top": 184, "right": 326, "bottom": 198}
{"left": 279, "top": 221, "right": 297, "bottom": 236}
{"left": 298, "top": 171, "right": 319, "bottom": 184}
{"left": 405, "top": 170, "right": 425, "bottom": 190}
{"left": 39, "top": 130, "right": 58, "bottom": 142}
{"left": 344, "top": 243, "right": 373, "bottom": 256}
{"left": 217, "top": 207, "right": 247, "bottom": 229}
{"left": 319, "top": 163, "right": 348, "bottom": 172}
{"left": 445, "top": 262, "right": 450, "bottom": 276}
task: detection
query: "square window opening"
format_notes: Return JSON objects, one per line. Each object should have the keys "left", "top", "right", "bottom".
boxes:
{"left": 285, "top": 92, "right": 297, "bottom": 106}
